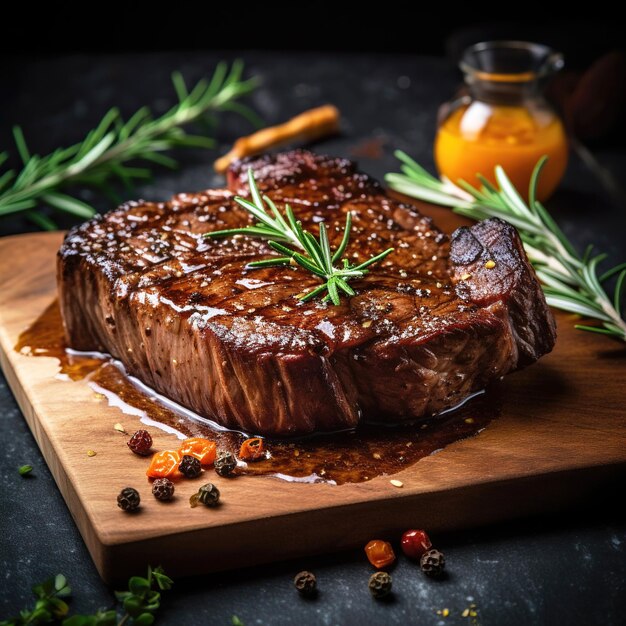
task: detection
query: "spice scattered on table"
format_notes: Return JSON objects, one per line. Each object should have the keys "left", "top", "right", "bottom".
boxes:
{"left": 117, "top": 487, "right": 140, "bottom": 512}
{"left": 114, "top": 422, "right": 128, "bottom": 434}
{"left": 368, "top": 571, "right": 392, "bottom": 599}
{"left": 147, "top": 450, "right": 181, "bottom": 479}
{"left": 18, "top": 464, "right": 33, "bottom": 476}
{"left": 294, "top": 570, "right": 317, "bottom": 597}
{"left": 420, "top": 548, "right": 446, "bottom": 577}
{"left": 86, "top": 450, "right": 97, "bottom": 457}
{"left": 127, "top": 429, "right": 153, "bottom": 456}
{"left": 365, "top": 540, "right": 396, "bottom": 569}
{"left": 462, "top": 603, "right": 480, "bottom": 624}
{"left": 401, "top": 529, "right": 432, "bottom": 560}
{"left": 178, "top": 437, "right": 217, "bottom": 465}
{"left": 215, "top": 450, "right": 237, "bottom": 477}
{"left": 389, "top": 479, "right": 403, "bottom": 488}
{"left": 190, "top": 483, "right": 221, "bottom": 508}
{"left": 152, "top": 477, "right": 175, "bottom": 501}
{"left": 239, "top": 437, "right": 266, "bottom": 461}
{"left": 179, "top": 454, "right": 202, "bottom": 478}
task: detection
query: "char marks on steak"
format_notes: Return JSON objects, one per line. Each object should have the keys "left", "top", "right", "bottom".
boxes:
{"left": 58, "top": 150, "right": 556, "bottom": 436}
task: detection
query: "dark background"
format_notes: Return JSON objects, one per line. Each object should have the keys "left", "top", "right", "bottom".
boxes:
{"left": 2, "top": 13, "right": 626, "bottom": 626}
{"left": 1, "top": 12, "right": 623, "bottom": 60}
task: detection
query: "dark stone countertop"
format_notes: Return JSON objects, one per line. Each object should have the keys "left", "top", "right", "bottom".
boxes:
{"left": 1, "top": 51, "right": 625, "bottom": 625}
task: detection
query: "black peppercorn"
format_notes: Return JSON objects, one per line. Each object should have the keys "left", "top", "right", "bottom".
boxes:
{"left": 420, "top": 548, "right": 445, "bottom": 577}
{"left": 294, "top": 571, "right": 317, "bottom": 596}
{"left": 197, "top": 482, "right": 220, "bottom": 507}
{"left": 179, "top": 454, "right": 202, "bottom": 478}
{"left": 368, "top": 571, "right": 392, "bottom": 599}
{"left": 117, "top": 487, "right": 140, "bottom": 512}
{"left": 215, "top": 450, "right": 237, "bottom": 477}
{"left": 152, "top": 477, "right": 175, "bottom": 501}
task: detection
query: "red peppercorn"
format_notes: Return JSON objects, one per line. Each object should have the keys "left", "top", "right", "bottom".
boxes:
{"left": 127, "top": 430, "right": 153, "bottom": 456}
{"left": 400, "top": 529, "right": 432, "bottom": 560}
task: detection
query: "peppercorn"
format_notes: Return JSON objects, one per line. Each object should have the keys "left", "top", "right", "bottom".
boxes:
{"left": 127, "top": 429, "right": 153, "bottom": 456}
{"left": 179, "top": 454, "right": 202, "bottom": 478}
{"left": 420, "top": 548, "right": 446, "bottom": 577}
{"left": 117, "top": 487, "right": 140, "bottom": 512}
{"left": 368, "top": 571, "right": 392, "bottom": 599}
{"left": 294, "top": 571, "right": 317, "bottom": 596}
{"left": 214, "top": 450, "right": 237, "bottom": 477}
{"left": 197, "top": 482, "right": 220, "bottom": 507}
{"left": 152, "top": 477, "right": 175, "bottom": 501}
{"left": 400, "top": 529, "right": 432, "bottom": 560}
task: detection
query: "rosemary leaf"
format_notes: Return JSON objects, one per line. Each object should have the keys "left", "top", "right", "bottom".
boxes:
{"left": 206, "top": 169, "right": 393, "bottom": 305}
{"left": 0, "top": 61, "right": 258, "bottom": 227}
{"left": 385, "top": 152, "right": 626, "bottom": 342}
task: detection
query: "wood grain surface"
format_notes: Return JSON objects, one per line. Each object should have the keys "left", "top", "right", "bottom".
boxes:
{"left": 1, "top": 225, "right": 625, "bottom": 584}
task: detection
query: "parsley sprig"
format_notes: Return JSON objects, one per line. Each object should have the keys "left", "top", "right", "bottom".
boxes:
{"left": 1, "top": 567, "right": 173, "bottom": 626}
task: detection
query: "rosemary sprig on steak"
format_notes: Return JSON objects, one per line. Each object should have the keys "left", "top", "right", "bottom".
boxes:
{"left": 386, "top": 152, "right": 626, "bottom": 342}
{"left": 205, "top": 168, "right": 394, "bottom": 305}
{"left": 0, "top": 61, "right": 258, "bottom": 230}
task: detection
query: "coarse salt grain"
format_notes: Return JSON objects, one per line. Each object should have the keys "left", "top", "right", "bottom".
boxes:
{"left": 390, "top": 479, "right": 403, "bottom": 488}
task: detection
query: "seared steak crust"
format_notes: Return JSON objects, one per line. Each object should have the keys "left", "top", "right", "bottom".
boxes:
{"left": 58, "top": 151, "right": 556, "bottom": 435}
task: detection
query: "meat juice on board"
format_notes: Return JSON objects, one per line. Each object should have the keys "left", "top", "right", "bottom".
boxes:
{"left": 15, "top": 300, "right": 499, "bottom": 485}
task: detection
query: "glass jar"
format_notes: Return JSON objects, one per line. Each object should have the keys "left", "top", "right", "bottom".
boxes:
{"left": 434, "top": 41, "right": 568, "bottom": 201}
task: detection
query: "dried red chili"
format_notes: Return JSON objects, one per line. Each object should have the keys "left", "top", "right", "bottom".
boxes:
{"left": 239, "top": 438, "right": 265, "bottom": 461}
{"left": 178, "top": 438, "right": 217, "bottom": 466}
{"left": 146, "top": 450, "right": 181, "bottom": 479}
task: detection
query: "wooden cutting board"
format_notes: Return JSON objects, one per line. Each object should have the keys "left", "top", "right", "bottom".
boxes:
{"left": 1, "top": 224, "right": 625, "bottom": 584}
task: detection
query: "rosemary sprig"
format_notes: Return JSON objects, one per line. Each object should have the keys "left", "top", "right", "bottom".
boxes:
{"left": 205, "top": 169, "right": 394, "bottom": 305}
{"left": 385, "top": 151, "right": 626, "bottom": 342}
{"left": 0, "top": 61, "right": 259, "bottom": 229}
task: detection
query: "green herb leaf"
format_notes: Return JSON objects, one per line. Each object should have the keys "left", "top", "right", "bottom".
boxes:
{"left": 18, "top": 464, "right": 33, "bottom": 476}
{"left": 5, "top": 567, "right": 172, "bottom": 626}
{"left": 122, "top": 596, "right": 142, "bottom": 617}
{"left": 206, "top": 169, "right": 393, "bottom": 305}
{"left": 385, "top": 153, "right": 626, "bottom": 342}
{"left": 128, "top": 576, "right": 151, "bottom": 595}
{"left": 0, "top": 62, "right": 258, "bottom": 228}
{"left": 151, "top": 567, "right": 174, "bottom": 591}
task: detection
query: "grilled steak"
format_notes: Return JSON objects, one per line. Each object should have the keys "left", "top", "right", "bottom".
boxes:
{"left": 58, "top": 150, "right": 556, "bottom": 436}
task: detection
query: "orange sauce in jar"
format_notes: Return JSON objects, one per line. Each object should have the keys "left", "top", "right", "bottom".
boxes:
{"left": 435, "top": 102, "right": 568, "bottom": 202}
